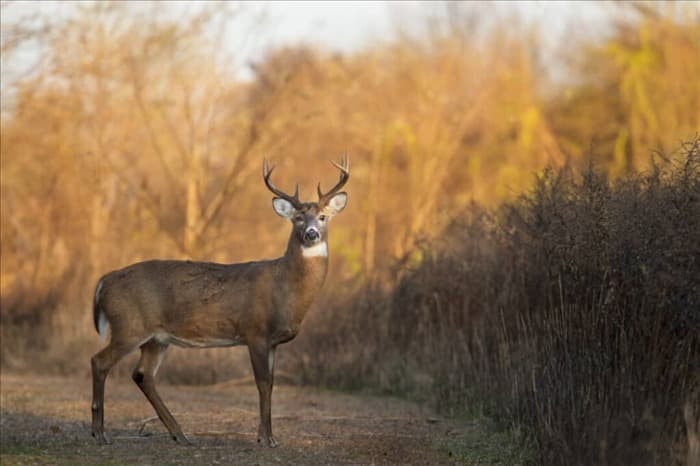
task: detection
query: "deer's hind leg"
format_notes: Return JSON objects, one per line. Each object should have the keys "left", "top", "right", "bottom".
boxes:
{"left": 132, "top": 340, "right": 191, "bottom": 445}
{"left": 91, "top": 339, "right": 141, "bottom": 445}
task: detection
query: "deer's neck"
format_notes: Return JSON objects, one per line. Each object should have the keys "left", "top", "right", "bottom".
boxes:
{"left": 283, "top": 232, "right": 329, "bottom": 279}
{"left": 280, "top": 232, "right": 328, "bottom": 323}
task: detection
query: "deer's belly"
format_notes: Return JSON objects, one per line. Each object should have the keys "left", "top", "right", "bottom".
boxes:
{"left": 152, "top": 330, "right": 244, "bottom": 348}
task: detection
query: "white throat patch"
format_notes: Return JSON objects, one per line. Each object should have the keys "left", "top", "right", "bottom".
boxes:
{"left": 301, "top": 242, "right": 328, "bottom": 258}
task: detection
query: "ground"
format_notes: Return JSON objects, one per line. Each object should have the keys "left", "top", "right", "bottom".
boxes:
{"left": 0, "top": 373, "right": 524, "bottom": 465}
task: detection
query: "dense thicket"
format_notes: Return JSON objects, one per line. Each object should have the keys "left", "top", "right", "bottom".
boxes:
{"left": 293, "top": 138, "right": 700, "bottom": 465}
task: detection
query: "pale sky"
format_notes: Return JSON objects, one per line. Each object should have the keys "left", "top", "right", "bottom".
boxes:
{"left": 231, "top": 1, "right": 612, "bottom": 77}
{"left": 1, "top": 1, "right": 614, "bottom": 86}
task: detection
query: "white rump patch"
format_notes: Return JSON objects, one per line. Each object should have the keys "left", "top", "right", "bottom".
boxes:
{"left": 94, "top": 279, "right": 109, "bottom": 341}
{"left": 301, "top": 242, "right": 327, "bottom": 258}
{"left": 97, "top": 310, "right": 108, "bottom": 342}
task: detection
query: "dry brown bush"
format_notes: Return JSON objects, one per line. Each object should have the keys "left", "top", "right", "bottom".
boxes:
{"left": 291, "top": 138, "right": 700, "bottom": 465}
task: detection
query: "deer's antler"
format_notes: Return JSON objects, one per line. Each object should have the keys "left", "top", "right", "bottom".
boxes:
{"left": 263, "top": 159, "right": 303, "bottom": 209}
{"left": 317, "top": 154, "right": 350, "bottom": 205}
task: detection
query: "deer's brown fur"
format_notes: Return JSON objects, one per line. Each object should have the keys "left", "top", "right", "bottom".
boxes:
{"left": 90, "top": 157, "right": 348, "bottom": 448}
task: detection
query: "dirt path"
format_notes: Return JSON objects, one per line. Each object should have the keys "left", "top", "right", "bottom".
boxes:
{"left": 1, "top": 373, "right": 519, "bottom": 465}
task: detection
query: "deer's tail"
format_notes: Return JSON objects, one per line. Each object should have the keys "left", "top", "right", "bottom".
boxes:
{"left": 93, "top": 278, "right": 108, "bottom": 341}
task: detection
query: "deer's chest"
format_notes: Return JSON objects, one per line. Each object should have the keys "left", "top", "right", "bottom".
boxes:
{"left": 270, "top": 270, "right": 325, "bottom": 342}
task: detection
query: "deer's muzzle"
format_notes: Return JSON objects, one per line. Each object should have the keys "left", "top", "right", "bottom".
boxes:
{"left": 303, "top": 227, "right": 320, "bottom": 243}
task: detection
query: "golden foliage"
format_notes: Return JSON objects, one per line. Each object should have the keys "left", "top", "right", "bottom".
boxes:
{"left": 1, "top": 2, "right": 698, "bottom": 358}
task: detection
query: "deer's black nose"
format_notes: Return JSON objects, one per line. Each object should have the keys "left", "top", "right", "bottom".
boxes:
{"left": 304, "top": 228, "right": 320, "bottom": 242}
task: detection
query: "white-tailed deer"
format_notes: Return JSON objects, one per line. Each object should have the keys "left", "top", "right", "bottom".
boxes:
{"left": 90, "top": 156, "right": 349, "bottom": 447}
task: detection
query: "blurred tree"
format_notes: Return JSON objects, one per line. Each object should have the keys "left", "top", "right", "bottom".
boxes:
{"left": 1, "top": 0, "right": 699, "bottom": 368}
{"left": 550, "top": 2, "right": 700, "bottom": 175}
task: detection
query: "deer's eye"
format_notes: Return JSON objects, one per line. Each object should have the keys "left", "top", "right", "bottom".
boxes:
{"left": 319, "top": 215, "right": 326, "bottom": 222}
{"left": 294, "top": 215, "right": 304, "bottom": 223}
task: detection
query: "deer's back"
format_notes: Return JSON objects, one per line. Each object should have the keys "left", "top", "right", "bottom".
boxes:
{"left": 98, "top": 259, "right": 275, "bottom": 345}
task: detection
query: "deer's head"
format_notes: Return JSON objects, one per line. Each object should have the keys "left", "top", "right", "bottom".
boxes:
{"left": 263, "top": 155, "right": 349, "bottom": 249}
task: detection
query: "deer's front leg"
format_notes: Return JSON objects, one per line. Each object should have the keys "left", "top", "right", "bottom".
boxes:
{"left": 248, "top": 341, "right": 278, "bottom": 447}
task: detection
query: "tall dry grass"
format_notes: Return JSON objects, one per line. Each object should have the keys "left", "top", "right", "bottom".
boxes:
{"left": 290, "top": 138, "right": 700, "bottom": 465}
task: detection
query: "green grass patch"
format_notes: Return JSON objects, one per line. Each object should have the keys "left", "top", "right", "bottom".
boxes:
{"left": 436, "top": 419, "right": 536, "bottom": 465}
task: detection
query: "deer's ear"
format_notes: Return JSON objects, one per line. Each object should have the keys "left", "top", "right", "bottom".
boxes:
{"left": 272, "top": 198, "right": 295, "bottom": 219}
{"left": 325, "top": 192, "right": 347, "bottom": 217}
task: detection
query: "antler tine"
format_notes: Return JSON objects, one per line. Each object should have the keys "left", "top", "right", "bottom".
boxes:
{"left": 318, "top": 154, "right": 350, "bottom": 204}
{"left": 262, "top": 159, "right": 303, "bottom": 208}
{"left": 263, "top": 158, "right": 275, "bottom": 183}
{"left": 329, "top": 153, "right": 349, "bottom": 174}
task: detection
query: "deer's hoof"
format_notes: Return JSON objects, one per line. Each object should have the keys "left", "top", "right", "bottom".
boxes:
{"left": 172, "top": 432, "right": 193, "bottom": 446}
{"left": 258, "top": 435, "right": 279, "bottom": 448}
{"left": 92, "top": 431, "right": 112, "bottom": 445}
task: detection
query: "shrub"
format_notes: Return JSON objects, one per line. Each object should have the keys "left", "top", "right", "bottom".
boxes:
{"left": 292, "top": 137, "right": 700, "bottom": 465}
